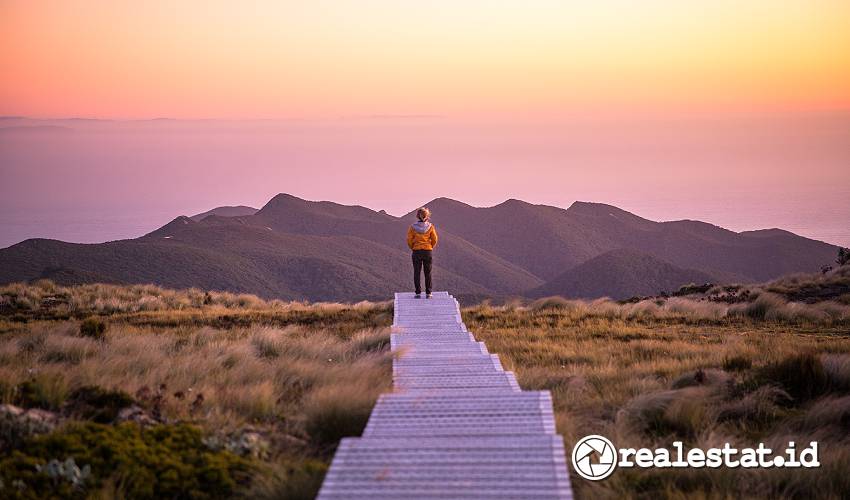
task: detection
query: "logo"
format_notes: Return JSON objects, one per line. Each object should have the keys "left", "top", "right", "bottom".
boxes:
{"left": 570, "top": 436, "right": 819, "bottom": 480}
{"left": 572, "top": 435, "right": 617, "bottom": 481}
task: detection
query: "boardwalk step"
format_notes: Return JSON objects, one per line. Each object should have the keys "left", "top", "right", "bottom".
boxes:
{"left": 317, "top": 291, "right": 573, "bottom": 499}
{"left": 393, "top": 367, "right": 504, "bottom": 377}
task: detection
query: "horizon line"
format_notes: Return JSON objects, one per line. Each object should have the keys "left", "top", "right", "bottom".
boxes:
{"left": 4, "top": 108, "right": 850, "bottom": 123}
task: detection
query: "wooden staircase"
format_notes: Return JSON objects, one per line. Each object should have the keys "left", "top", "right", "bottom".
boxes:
{"left": 317, "top": 291, "right": 573, "bottom": 499}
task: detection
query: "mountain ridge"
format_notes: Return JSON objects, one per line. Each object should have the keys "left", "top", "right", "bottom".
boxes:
{"left": 0, "top": 194, "right": 838, "bottom": 302}
{"left": 190, "top": 205, "right": 258, "bottom": 222}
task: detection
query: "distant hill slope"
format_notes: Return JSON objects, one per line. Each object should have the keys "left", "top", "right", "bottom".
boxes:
{"left": 528, "top": 249, "right": 715, "bottom": 300}
{"left": 246, "top": 194, "right": 543, "bottom": 294}
{"left": 0, "top": 194, "right": 838, "bottom": 301}
{"left": 190, "top": 205, "right": 258, "bottom": 221}
{"left": 410, "top": 198, "right": 836, "bottom": 283}
{"left": 1, "top": 221, "right": 489, "bottom": 302}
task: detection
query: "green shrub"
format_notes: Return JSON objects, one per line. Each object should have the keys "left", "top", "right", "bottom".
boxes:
{"left": 0, "top": 405, "right": 57, "bottom": 450}
{"left": 65, "top": 386, "right": 135, "bottom": 423}
{"left": 79, "top": 317, "right": 107, "bottom": 341}
{"left": 757, "top": 353, "right": 828, "bottom": 403}
{"left": 0, "top": 422, "right": 252, "bottom": 499}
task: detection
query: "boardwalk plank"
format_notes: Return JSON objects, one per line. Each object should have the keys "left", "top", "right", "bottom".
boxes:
{"left": 317, "top": 291, "right": 573, "bottom": 499}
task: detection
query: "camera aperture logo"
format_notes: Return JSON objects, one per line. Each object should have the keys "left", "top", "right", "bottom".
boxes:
{"left": 571, "top": 435, "right": 617, "bottom": 480}
{"left": 571, "top": 435, "right": 820, "bottom": 481}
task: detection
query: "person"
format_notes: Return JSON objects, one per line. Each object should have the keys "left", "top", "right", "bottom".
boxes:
{"left": 407, "top": 207, "right": 438, "bottom": 298}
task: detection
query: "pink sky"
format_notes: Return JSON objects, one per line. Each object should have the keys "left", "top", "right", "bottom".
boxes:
{"left": 1, "top": 114, "right": 848, "bottom": 248}
{"left": 1, "top": 2, "right": 848, "bottom": 247}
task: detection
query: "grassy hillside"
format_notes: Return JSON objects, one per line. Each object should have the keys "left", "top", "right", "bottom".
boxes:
{"left": 0, "top": 222, "right": 492, "bottom": 301}
{"left": 528, "top": 248, "right": 716, "bottom": 299}
{"left": 465, "top": 270, "right": 850, "bottom": 499}
{"left": 2, "top": 270, "right": 848, "bottom": 498}
{"left": 0, "top": 281, "right": 393, "bottom": 499}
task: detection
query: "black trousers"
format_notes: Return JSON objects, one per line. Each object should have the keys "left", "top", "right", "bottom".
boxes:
{"left": 412, "top": 250, "right": 433, "bottom": 294}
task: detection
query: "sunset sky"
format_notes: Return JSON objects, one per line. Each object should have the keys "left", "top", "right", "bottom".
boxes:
{"left": 2, "top": 0, "right": 849, "bottom": 118}
{"left": 1, "top": 1, "right": 849, "bottom": 248}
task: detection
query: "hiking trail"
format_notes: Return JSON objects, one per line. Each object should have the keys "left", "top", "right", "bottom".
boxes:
{"left": 317, "top": 291, "right": 574, "bottom": 499}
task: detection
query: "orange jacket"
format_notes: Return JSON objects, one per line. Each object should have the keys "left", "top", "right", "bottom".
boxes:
{"left": 407, "top": 222, "right": 438, "bottom": 251}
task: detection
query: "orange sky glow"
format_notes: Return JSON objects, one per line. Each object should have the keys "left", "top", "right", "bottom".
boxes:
{"left": 2, "top": 0, "right": 849, "bottom": 119}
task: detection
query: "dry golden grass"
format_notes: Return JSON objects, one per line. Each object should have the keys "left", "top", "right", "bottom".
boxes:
{"left": 4, "top": 279, "right": 850, "bottom": 498}
{"left": 0, "top": 282, "right": 393, "bottom": 498}
{"left": 1, "top": 322, "right": 391, "bottom": 436}
{"left": 463, "top": 302, "right": 850, "bottom": 499}
{"left": 0, "top": 280, "right": 393, "bottom": 335}
{"left": 524, "top": 293, "right": 850, "bottom": 325}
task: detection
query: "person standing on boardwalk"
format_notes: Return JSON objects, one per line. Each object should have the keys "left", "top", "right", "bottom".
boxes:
{"left": 407, "top": 207, "right": 439, "bottom": 298}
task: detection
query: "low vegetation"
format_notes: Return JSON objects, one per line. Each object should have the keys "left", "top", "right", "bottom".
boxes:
{"left": 764, "top": 263, "right": 850, "bottom": 305}
{"left": 463, "top": 272, "right": 850, "bottom": 499}
{"left": 3, "top": 269, "right": 848, "bottom": 499}
{"left": 0, "top": 281, "right": 392, "bottom": 499}
{"left": 2, "top": 422, "right": 253, "bottom": 499}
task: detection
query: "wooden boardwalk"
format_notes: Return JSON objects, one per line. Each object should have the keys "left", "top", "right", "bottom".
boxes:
{"left": 317, "top": 291, "right": 573, "bottom": 499}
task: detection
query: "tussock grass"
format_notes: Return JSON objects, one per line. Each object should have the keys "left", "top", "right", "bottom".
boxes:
{"left": 0, "top": 282, "right": 393, "bottom": 498}
{"left": 79, "top": 316, "right": 107, "bottom": 340}
{"left": 463, "top": 303, "right": 850, "bottom": 499}
{"left": 823, "top": 354, "right": 850, "bottom": 392}
{"left": 755, "top": 352, "right": 828, "bottom": 403}
{"left": 523, "top": 265, "right": 850, "bottom": 327}
{"left": 766, "top": 265, "right": 850, "bottom": 301}
{"left": 527, "top": 293, "right": 850, "bottom": 326}
{"left": 302, "top": 377, "right": 385, "bottom": 449}
{"left": 5, "top": 277, "right": 848, "bottom": 498}
{"left": 0, "top": 325, "right": 389, "bottom": 433}
{"left": 0, "top": 281, "right": 394, "bottom": 335}
{"left": 245, "top": 459, "right": 328, "bottom": 500}
{"left": 1, "top": 322, "right": 391, "bottom": 431}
